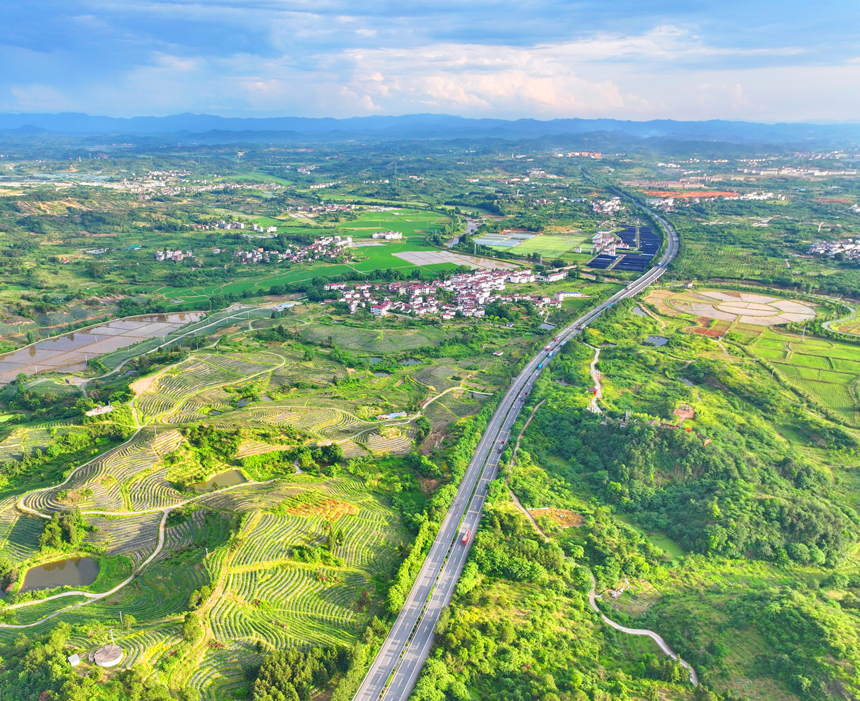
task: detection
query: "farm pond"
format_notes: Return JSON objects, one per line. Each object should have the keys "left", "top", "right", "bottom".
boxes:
{"left": 191, "top": 469, "right": 247, "bottom": 493}
{"left": 21, "top": 557, "right": 99, "bottom": 592}
{"left": 644, "top": 336, "right": 669, "bottom": 346}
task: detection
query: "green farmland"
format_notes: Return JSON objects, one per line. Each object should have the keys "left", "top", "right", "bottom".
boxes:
{"left": 733, "top": 325, "right": 860, "bottom": 423}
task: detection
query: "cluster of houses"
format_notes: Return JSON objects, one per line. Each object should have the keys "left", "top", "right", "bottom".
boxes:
{"left": 285, "top": 203, "right": 356, "bottom": 214}
{"left": 192, "top": 220, "right": 277, "bottom": 232}
{"left": 323, "top": 268, "right": 577, "bottom": 319}
{"left": 155, "top": 249, "right": 192, "bottom": 262}
{"left": 591, "top": 231, "right": 630, "bottom": 256}
{"left": 233, "top": 236, "right": 354, "bottom": 265}
{"left": 809, "top": 238, "right": 860, "bottom": 261}
{"left": 592, "top": 197, "right": 625, "bottom": 215}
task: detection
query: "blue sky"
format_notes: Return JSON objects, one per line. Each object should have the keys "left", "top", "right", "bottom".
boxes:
{"left": 1, "top": 0, "right": 858, "bottom": 121}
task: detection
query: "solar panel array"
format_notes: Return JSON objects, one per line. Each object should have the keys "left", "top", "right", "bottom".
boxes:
{"left": 587, "top": 255, "right": 617, "bottom": 269}
{"left": 585, "top": 225, "right": 662, "bottom": 273}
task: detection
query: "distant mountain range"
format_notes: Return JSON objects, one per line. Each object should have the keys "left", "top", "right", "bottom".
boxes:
{"left": 0, "top": 112, "right": 858, "bottom": 145}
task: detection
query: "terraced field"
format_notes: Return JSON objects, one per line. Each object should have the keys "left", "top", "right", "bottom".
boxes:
{"left": 0, "top": 345, "right": 419, "bottom": 699}
{"left": 134, "top": 352, "right": 284, "bottom": 421}
{"left": 738, "top": 327, "right": 860, "bottom": 423}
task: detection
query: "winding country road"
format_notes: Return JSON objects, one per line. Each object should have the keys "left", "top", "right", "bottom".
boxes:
{"left": 587, "top": 579, "right": 698, "bottom": 686}
{"left": 353, "top": 206, "right": 689, "bottom": 701}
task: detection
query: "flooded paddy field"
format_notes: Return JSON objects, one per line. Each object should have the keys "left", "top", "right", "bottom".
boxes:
{"left": 0, "top": 312, "right": 204, "bottom": 384}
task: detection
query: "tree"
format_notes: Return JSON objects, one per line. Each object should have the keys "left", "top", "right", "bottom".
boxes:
{"left": 85, "top": 261, "right": 106, "bottom": 279}
{"left": 39, "top": 513, "right": 64, "bottom": 550}
{"left": 182, "top": 612, "right": 204, "bottom": 643}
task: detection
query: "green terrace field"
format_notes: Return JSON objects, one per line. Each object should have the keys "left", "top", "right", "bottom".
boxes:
{"left": 731, "top": 324, "right": 860, "bottom": 424}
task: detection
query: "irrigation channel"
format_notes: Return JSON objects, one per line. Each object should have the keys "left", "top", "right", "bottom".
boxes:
{"left": 353, "top": 205, "right": 696, "bottom": 701}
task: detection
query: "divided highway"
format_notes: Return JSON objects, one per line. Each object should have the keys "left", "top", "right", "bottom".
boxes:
{"left": 353, "top": 209, "right": 679, "bottom": 701}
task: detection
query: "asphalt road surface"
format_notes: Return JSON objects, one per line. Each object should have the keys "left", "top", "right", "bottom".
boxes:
{"left": 353, "top": 209, "right": 679, "bottom": 701}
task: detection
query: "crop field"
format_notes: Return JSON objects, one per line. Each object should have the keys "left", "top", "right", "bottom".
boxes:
{"left": 834, "top": 317, "right": 860, "bottom": 335}
{"left": 732, "top": 326, "right": 860, "bottom": 423}
{"left": 337, "top": 209, "right": 447, "bottom": 240}
{"left": 671, "top": 241, "right": 792, "bottom": 281}
{"left": 503, "top": 231, "right": 589, "bottom": 257}
{"left": 0, "top": 314, "right": 506, "bottom": 700}
{"left": 133, "top": 352, "right": 284, "bottom": 421}
{"left": 299, "top": 323, "right": 450, "bottom": 353}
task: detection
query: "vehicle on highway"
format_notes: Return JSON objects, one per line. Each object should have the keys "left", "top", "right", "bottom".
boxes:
{"left": 544, "top": 345, "right": 552, "bottom": 351}
{"left": 537, "top": 363, "right": 543, "bottom": 369}
{"left": 461, "top": 530, "right": 470, "bottom": 545}
{"left": 548, "top": 351, "right": 554, "bottom": 358}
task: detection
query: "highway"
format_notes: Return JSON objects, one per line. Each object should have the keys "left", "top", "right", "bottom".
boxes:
{"left": 353, "top": 207, "right": 680, "bottom": 701}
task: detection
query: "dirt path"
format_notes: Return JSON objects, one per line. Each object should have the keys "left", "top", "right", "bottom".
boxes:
{"left": 585, "top": 345, "right": 604, "bottom": 414}
{"left": 823, "top": 301, "right": 860, "bottom": 336}
{"left": 507, "top": 400, "right": 548, "bottom": 540}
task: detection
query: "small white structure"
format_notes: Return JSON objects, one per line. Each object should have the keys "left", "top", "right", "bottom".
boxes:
{"left": 93, "top": 644, "right": 124, "bottom": 668}
{"left": 67, "top": 654, "right": 81, "bottom": 667}
{"left": 372, "top": 231, "right": 403, "bottom": 240}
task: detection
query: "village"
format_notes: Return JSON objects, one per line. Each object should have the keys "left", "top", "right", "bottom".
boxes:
{"left": 809, "top": 238, "right": 860, "bottom": 261}
{"left": 324, "top": 266, "right": 580, "bottom": 319}
{"left": 155, "top": 235, "right": 353, "bottom": 264}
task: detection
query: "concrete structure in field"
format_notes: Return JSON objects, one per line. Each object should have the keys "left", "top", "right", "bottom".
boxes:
{"left": 92, "top": 644, "right": 124, "bottom": 668}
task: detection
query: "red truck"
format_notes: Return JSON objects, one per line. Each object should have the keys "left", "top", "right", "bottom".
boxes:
{"left": 461, "top": 529, "right": 470, "bottom": 545}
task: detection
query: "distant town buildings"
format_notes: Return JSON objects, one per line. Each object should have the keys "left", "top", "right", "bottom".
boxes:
{"left": 155, "top": 235, "right": 353, "bottom": 265}
{"left": 809, "top": 238, "right": 860, "bottom": 261}
{"left": 155, "top": 249, "right": 192, "bottom": 262}
{"left": 591, "top": 197, "right": 624, "bottom": 215}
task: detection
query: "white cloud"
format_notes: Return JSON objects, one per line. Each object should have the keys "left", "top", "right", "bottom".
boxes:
{"left": 1, "top": 20, "right": 856, "bottom": 122}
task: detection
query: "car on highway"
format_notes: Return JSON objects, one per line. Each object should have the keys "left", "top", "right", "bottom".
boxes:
{"left": 537, "top": 363, "right": 543, "bottom": 369}
{"left": 461, "top": 530, "right": 470, "bottom": 545}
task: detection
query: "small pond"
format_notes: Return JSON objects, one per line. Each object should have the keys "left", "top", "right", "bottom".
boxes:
{"left": 399, "top": 358, "right": 422, "bottom": 366}
{"left": 631, "top": 306, "right": 647, "bottom": 317}
{"left": 644, "top": 336, "right": 668, "bottom": 347}
{"left": 237, "top": 398, "right": 251, "bottom": 407}
{"left": 680, "top": 378, "right": 695, "bottom": 387}
{"left": 372, "top": 371, "right": 390, "bottom": 378}
{"left": 191, "top": 469, "right": 247, "bottom": 493}
{"left": 21, "top": 557, "right": 99, "bottom": 593}
{"left": 365, "top": 357, "right": 383, "bottom": 364}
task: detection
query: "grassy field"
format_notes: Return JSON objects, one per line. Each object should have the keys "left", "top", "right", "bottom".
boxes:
{"left": 498, "top": 231, "right": 589, "bottom": 258}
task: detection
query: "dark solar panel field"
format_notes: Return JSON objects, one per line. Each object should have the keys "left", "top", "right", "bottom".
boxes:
{"left": 613, "top": 254, "right": 654, "bottom": 271}
{"left": 638, "top": 226, "right": 661, "bottom": 256}
{"left": 585, "top": 225, "right": 662, "bottom": 272}
{"left": 586, "top": 255, "right": 617, "bottom": 269}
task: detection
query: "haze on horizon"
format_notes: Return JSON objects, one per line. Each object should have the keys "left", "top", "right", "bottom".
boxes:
{"left": 1, "top": 0, "right": 859, "bottom": 124}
